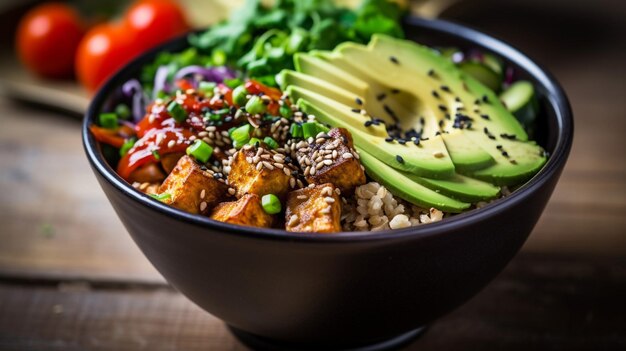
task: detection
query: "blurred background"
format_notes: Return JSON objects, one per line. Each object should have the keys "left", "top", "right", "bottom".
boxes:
{"left": 0, "top": 0, "right": 624, "bottom": 350}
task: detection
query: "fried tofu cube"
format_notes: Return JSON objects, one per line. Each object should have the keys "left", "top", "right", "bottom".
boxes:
{"left": 228, "top": 146, "right": 292, "bottom": 199}
{"left": 158, "top": 155, "right": 229, "bottom": 215}
{"left": 210, "top": 194, "right": 274, "bottom": 228}
{"left": 285, "top": 183, "right": 341, "bottom": 233}
{"left": 296, "top": 128, "right": 365, "bottom": 194}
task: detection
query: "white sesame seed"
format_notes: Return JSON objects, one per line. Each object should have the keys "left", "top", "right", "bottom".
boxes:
{"left": 256, "top": 162, "right": 263, "bottom": 171}
{"left": 323, "top": 160, "right": 332, "bottom": 166}
{"left": 200, "top": 189, "right": 206, "bottom": 199}
{"left": 283, "top": 167, "right": 291, "bottom": 176}
{"left": 297, "top": 195, "right": 308, "bottom": 200}
{"left": 288, "top": 214, "right": 299, "bottom": 226}
{"left": 289, "top": 178, "right": 296, "bottom": 188}
{"left": 324, "top": 197, "right": 336, "bottom": 203}
{"left": 343, "top": 153, "right": 353, "bottom": 159}
{"left": 252, "top": 156, "right": 260, "bottom": 163}
{"left": 228, "top": 188, "right": 236, "bottom": 195}
{"left": 433, "top": 151, "right": 445, "bottom": 158}
{"left": 200, "top": 202, "right": 207, "bottom": 212}
{"left": 167, "top": 140, "right": 176, "bottom": 148}
{"left": 320, "top": 206, "right": 332, "bottom": 214}
{"left": 263, "top": 161, "right": 274, "bottom": 170}
{"left": 274, "top": 163, "right": 284, "bottom": 169}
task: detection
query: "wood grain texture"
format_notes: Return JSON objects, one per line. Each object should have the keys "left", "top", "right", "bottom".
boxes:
{"left": 0, "top": 254, "right": 624, "bottom": 351}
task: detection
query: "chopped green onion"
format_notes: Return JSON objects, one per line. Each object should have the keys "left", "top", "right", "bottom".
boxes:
{"left": 167, "top": 101, "right": 188, "bottom": 123}
{"left": 231, "top": 124, "right": 252, "bottom": 147}
{"left": 224, "top": 78, "right": 243, "bottom": 89}
{"left": 228, "top": 126, "right": 237, "bottom": 135}
{"left": 150, "top": 193, "right": 171, "bottom": 202}
{"left": 232, "top": 85, "right": 249, "bottom": 106}
{"left": 115, "top": 104, "right": 131, "bottom": 120}
{"left": 119, "top": 138, "right": 136, "bottom": 157}
{"left": 279, "top": 104, "right": 293, "bottom": 119}
{"left": 199, "top": 81, "right": 216, "bottom": 96}
{"left": 289, "top": 123, "right": 303, "bottom": 138}
{"left": 211, "top": 49, "right": 227, "bottom": 66}
{"left": 302, "top": 122, "right": 319, "bottom": 138}
{"left": 186, "top": 140, "right": 213, "bottom": 163}
{"left": 261, "top": 194, "right": 281, "bottom": 214}
{"left": 152, "top": 150, "right": 161, "bottom": 160}
{"left": 245, "top": 95, "right": 266, "bottom": 115}
{"left": 248, "top": 137, "right": 261, "bottom": 146}
{"left": 317, "top": 123, "right": 330, "bottom": 133}
{"left": 99, "top": 113, "right": 118, "bottom": 129}
{"left": 208, "top": 113, "right": 222, "bottom": 121}
{"left": 263, "top": 136, "right": 278, "bottom": 149}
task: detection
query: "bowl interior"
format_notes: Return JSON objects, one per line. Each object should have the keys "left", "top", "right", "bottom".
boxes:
{"left": 82, "top": 17, "right": 573, "bottom": 240}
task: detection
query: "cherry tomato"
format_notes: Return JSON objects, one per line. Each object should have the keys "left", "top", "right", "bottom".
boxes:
{"left": 16, "top": 3, "right": 85, "bottom": 78}
{"left": 76, "top": 22, "right": 139, "bottom": 92}
{"left": 124, "top": 0, "right": 189, "bottom": 53}
{"left": 89, "top": 124, "right": 136, "bottom": 148}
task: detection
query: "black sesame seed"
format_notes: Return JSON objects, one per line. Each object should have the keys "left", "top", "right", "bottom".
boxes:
{"left": 445, "top": 113, "right": 451, "bottom": 120}
{"left": 364, "top": 120, "right": 373, "bottom": 127}
{"left": 482, "top": 95, "right": 490, "bottom": 103}
{"left": 421, "top": 137, "right": 430, "bottom": 141}
{"left": 414, "top": 139, "right": 421, "bottom": 146}
{"left": 455, "top": 97, "right": 461, "bottom": 102}
{"left": 355, "top": 97, "right": 363, "bottom": 105}
{"left": 496, "top": 145, "right": 503, "bottom": 149}
{"left": 438, "top": 120, "right": 444, "bottom": 127}
{"left": 481, "top": 114, "right": 490, "bottom": 120}
{"left": 428, "top": 69, "right": 435, "bottom": 77}
{"left": 396, "top": 155, "right": 404, "bottom": 163}
{"left": 474, "top": 99, "right": 481, "bottom": 105}
{"left": 398, "top": 139, "right": 407, "bottom": 145}
{"left": 502, "top": 151, "right": 509, "bottom": 157}
{"left": 351, "top": 108, "right": 361, "bottom": 113}
{"left": 376, "top": 93, "right": 387, "bottom": 101}
{"left": 390, "top": 89, "right": 400, "bottom": 94}
{"left": 483, "top": 127, "right": 489, "bottom": 135}
{"left": 432, "top": 91, "right": 440, "bottom": 99}
{"left": 488, "top": 135, "right": 496, "bottom": 140}
{"left": 438, "top": 105, "right": 448, "bottom": 112}
{"left": 441, "top": 85, "right": 451, "bottom": 92}
{"left": 435, "top": 131, "right": 441, "bottom": 136}
{"left": 385, "top": 137, "right": 394, "bottom": 142}
{"left": 389, "top": 56, "right": 399, "bottom": 64}
{"left": 285, "top": 156, "right": 292, "bottom": 163}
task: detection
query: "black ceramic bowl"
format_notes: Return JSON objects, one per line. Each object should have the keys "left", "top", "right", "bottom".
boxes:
{"left": 83, "top": 17, "right": 572, "bottom": 351}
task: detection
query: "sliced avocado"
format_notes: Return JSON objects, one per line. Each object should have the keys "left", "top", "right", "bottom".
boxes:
{"left": 406, "top": 172, "right": 500, "bottom": 203}
{"left": 279, "top": 69, "right": 361, "bottom": 108}
{"left": 293, "top": 94, "right": 456, "bottom": 179}
{"left": 499, "top": 80, "right": 539, "bottom": 134}
{"left": 337, "top": 35, "right": 545, "bottom": 184}
{"left": 357, "top": 149, "right": 470, "bottom": 212}
{"left": 319, "top": 42, "right": 495, "bottom": 171}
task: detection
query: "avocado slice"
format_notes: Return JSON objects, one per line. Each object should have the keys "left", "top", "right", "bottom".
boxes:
{"left": 310, "top": 45, "right": 495, "bottom": 172}
{"left": 357, "top": 149, "right": 470, "bottom": 212}
{"left": 406, "top": 172, "right": 500, "bottom": 203}
{"left": 334, "top": 35, "right": 546, "bottom": 185}
{"left": 293, "top": 92, "right": 456, "bottom": 179}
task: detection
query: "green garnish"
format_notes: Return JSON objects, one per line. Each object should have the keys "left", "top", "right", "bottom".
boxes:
{"left": 167, "top": 101, "right": 188, "bottom": 122}
{"left": 224, "top": 78, "right": 243, "bottom": 89}
{"left": 249, "top": 137, "right": 261, "bottom": 146}
{"left": 263, "top": 136, "right": 278, "bottom": 149}
{"left": 119, "top": 138, "right": 137, "bottom": 157}
{"left": 302, "top": 122, "right": 320, "bottom": 138}
{"left": 289, "top": 123, "right": 303, "bottom": 138}
{"left": 150, "top": 193, "right": 172, "bottom": 201}
{"left": 199, "top": 81, "right": 217, "bottom": 96}
{"left": 231, "top": 124, "right": 252, "bottom": 147}
{"left": 279, "top": 104, "right": 293, "bottom": 119}
{"left": 99, "top": 113, "right": 118, "bottom": 129}
{"left": 188, "top": 0, "right": 405, "bottom": 82}
{"left": 245, "top": 95, "right": 267, "bottom": 115}
{"left": 152, "top": 150, "right": 161, "bottom": 160}
{"left": 115, "top": 104, "right": 131, "bottom": 120}
{"left": 232, "top": 85, "right": 249, "bottom": 106}
{"left": 186, "top": 140, "right": 213, "bottom": 163}
{"left": 261, "top": 194, "right": 281, "bottom": 214}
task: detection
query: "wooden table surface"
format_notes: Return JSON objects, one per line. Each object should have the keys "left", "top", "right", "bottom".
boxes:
{"left": 1, "top": 1, "right": 625, "bottom": 350}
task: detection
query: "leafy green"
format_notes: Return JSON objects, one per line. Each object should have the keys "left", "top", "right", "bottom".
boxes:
{"left": 189, "top": 0, "right": 405, "bottom": 83}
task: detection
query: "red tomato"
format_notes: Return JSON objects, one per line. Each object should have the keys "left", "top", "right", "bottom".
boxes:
{"left": 124, "top": 0, "right": 189, "bottom": 53}
{"left": 75, "top": 22, "right": 139, "bottom": 92}
{"left": 16, "top": 3, "right": 85, "bottom": 78}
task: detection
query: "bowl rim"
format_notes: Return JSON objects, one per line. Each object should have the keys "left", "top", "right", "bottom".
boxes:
{"left": 82, "top": 16, "right": 573, "bottom": 243}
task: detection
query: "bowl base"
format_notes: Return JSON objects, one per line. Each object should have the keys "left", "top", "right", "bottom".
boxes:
{"left": 228, "top": 325, "right": 427, "bottom": 351}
